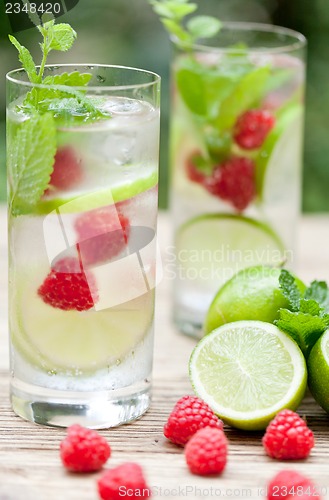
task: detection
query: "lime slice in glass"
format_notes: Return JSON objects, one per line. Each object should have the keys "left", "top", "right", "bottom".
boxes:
{"left": 12, "top": 268, "right": 154, "bottom": 373}
{"left": 308, "top": 329, "right": 329, "bottom": 414}
{"left": 189, "top": 320, "right": 307, "bottom": 430}
{"left": 176, "top": 214, "right": 285, "bottom": 292}
{"left": 35, "top": 169, "right": 158, "bottom": 214}
{"left": 256, "top": 103, "right": 303, "bottom": 199}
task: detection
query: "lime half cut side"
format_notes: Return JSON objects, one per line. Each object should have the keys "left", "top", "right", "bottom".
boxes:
{"left": 189, "top": 320, "right": 307, "bottom": 430}
{"left": 35, "top": 169, "right": 158, "bottom": 214}
{"left": 176, "top": 214, "right": 285, "bottom": 290}
{"left": 12, "top": 268, "right": 154, "bottom": 374}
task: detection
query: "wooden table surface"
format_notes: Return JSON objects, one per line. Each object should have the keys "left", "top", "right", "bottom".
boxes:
{"left": 1, "top": 207, "right": 329, "bottom": 500}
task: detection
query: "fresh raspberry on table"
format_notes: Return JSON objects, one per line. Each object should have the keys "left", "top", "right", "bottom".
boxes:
{"left": 234, "top": 109, "right": 275, "bottom": 150}
{"left": 75, "top": 206, "right": 130, "bottom": 266}
{"left": 48, "top": 146, "right": 83, "bottom": 191}
{"left": 267, "top": 470, "right": 322, "bottom": 499}
{"left": 97, "top": 462, "right": 151, "bottom": 500}
{"left": 185, "top": 427, "right": 228, "bottom": 476}
{"left": 163, "top": 395, "right": 223, "bottom": 446}
{"left": 203, "top": 156, "right": 256, "bottom": 211}
{"left": 38, "top": 257, "right": 97, "bottom": 311}
{"left": 262, "top": 409, "right": 315, "bottom": 460}
{"left": 60, "top": 424, "right": 111, "bottom": 472}
{"left": 185, "top": 151, "right": 206, "bottom": 184}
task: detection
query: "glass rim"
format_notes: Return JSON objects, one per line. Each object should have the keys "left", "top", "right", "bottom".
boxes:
{"left": 6, "top": 63, "right": 161, "bottom": 91}
{"left": 171, "top": 21, "right": 307, "bottom": 55}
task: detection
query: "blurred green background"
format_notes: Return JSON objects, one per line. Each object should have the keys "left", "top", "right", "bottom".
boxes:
{"left": 0, "top": 0, "right": 328, "bottom": 211}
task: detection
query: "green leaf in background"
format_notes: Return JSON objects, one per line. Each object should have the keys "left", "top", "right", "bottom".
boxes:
{"left": 216, "top": 66, "right": 271, "bottom": 130}
{"left": 186, "top": 15, "right": 222, "bottom": 40}
{"left": 8, "top": 113, "right": 56, "bottom": 216}
{"left": 176, "top": 66, "right": 206, "bottom": 115}
{"left": 150, "top": 1, "right": 197, "bottom": 20}
{"left": 8, "top": 35, "right": 38, "bottom": 83}
{"left": 162, "top": 19, "right": 191, "bottom": 43}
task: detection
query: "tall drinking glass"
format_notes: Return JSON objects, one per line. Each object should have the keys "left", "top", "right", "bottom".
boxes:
{"left": 7, "top": 65, "right": 160, "bottom": 428}
{"left": 170, "top": 23, "right": 306, "bottom": 337}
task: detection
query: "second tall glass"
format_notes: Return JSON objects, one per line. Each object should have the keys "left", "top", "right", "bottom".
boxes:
{"left": 170, "top": 23, "right": 306, "bottom": 337}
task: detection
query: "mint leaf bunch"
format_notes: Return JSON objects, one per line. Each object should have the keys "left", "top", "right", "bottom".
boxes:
{"left": 9, "top": 21, "right": 108, "bottom": 123}
{"left": 275, "top": 270, "right": 329, "bottom": 358}
{"left": 7, "top": 19, "right": 108, "bottom": 216}
{"left": 149, "top": 0, "right": 222, "bottom": 47}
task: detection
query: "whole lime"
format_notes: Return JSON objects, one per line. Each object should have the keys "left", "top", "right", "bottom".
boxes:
{"left": 308, "top": 329, "right": 329, "bottom": 414}
{"left": 204, "top": 265, "right": 305, "bottom": 334}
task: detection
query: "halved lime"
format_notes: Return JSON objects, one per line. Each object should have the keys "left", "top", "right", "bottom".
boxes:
{"left": 12, "top": 268, "right": 154, "bottom": 373}
{"left": 307, "top": 329, "right": 329, "bottom": 414}
{"left": 176, "top": 214, "right": 285, "bottom": 291}
{"left": 35, "top": 169, "right": 158, "bottom": 214}
{"left": 205, "top": 265, "right": 305, "bottom": 334}
{"left": 189, "top": 320, "right": 307, "bottom": 430}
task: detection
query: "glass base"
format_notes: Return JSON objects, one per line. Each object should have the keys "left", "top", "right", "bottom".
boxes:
{"left": 10, "top": 377, "right": 151, "bottom": 429}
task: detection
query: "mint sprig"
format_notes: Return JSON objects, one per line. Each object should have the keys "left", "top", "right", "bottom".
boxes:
{"left": 8, "top": 113, "right": 56, "bottom": 216}
{"left": 9, "top": 20, "right": 77, "bottom": 84}
{"left": 7, "top": 19, "right": 111, "bottom": 216}
{"left": 149, "top": 0, "right": 222, "bottom": 46}
{"left": 275, "top": 270, "right": 329, "bottom": 357}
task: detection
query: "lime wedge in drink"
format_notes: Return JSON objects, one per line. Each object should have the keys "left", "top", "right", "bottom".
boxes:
{"left": 35, "top": 169, "right": 158, "bottom": 214}
{"left": 12, "top": 268, "right": 154, "bottom": 373}
{"left": 176, "top": 214, "right": 285, "bottom": 291}
{"left": 189, "top": 320, "right": 307, "bottom": 430}
{"left": 205, "top": 265, "right": 305, "bottom": 334}
{"left": 256, "top": 103, "right": 303, "bottom": 199}
{"left": 307, "top": 329, "right": 329, "bottom": 414}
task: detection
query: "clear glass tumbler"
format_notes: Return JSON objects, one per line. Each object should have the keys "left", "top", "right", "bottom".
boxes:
{"left": 7, "top": 64, "right": 160, "bottom": 428}
{"left": 170, "top": 23, "right": 306, "bottom": 337}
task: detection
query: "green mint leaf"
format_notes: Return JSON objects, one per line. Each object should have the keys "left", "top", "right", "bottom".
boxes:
{"left": 8, "top": 113, "right": 56, "bottom": 216}
{"left": 8, "top": 35, "right": 38, "bottom": 83}
{"left": 43, "top": 96, "right": 107, "bottom": 125}
{"left": 304, "top": 281, "right": 329, "bottom": 313}
{"left": 162, "top": 19, "right": 191, "bottom": 43}
{"left": 37, "top": 20, "right": 77, "bottom": 82}
{"left": 186, "top": 15, "right": 222, "bottom": 40}
{"left": 299, "top": 298, "right": 322, "bottom": 316}
{"left": 275, "top": 309, "right": 329, "bottom": 358}
{"left": 43, "top": 71, "right": 92, "bottom": 87}
{"left": 176, "top": 66, "right": 206, "bottom": 115}
{"left": 150, "top": 1, "right": 197, "bottom": 20}
{"left": 23, "top": 71, "right": 92, "bottom": 109}
{"left": 278, "top": 269, "right": 302, "bottom": 311}
{"left": 48, "top": 23, "right": 77, "bottom": 52}
{"left": 216, "top": 65, "right": 271, "bottom": 130}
